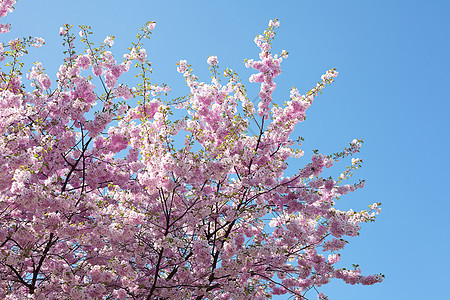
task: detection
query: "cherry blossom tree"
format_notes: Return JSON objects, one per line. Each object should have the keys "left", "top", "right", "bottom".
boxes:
{"left": 0, "top": 1, "right": 383, "bottom": 299}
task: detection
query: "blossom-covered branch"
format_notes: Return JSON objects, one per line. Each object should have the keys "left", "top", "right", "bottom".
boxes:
{"left": 0, "top": 3, "right": 382, "bottom": 299}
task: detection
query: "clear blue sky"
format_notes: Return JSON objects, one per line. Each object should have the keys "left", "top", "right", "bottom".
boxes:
{"left": 3, "top": 0, "right": 450, "bottom": 299}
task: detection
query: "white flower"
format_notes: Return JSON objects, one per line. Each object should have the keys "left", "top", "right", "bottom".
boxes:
{"left": 104, "top": 36, "right": 114, "bottom": 47}
{"left": 147, "top": 22, "right": 156, "bottom": 30}
{"left": 207, "top": 56, "right": 218, "bottom": 66}
{"left": 351, "top": 158, "right": 361, "bottom": 166}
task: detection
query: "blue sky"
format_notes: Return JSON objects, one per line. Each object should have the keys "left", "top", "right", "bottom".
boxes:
{"left": 3, "top": 0, "right": 450, "bottom": 299}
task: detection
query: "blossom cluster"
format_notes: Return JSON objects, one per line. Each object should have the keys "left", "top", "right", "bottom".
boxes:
{"left": 0, "top": 0, "right": 14, "bottom": 33}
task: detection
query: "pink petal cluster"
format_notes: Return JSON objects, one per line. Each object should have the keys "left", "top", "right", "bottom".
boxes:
{"left": 0, "top": 0, "right": 15, "bottom": 33}
{"left": 245, "top": 23, "right": 285, "bottom": 119}
{"left": 76, "top": 54, "right": 91, "bottom": 70}
{"left": 207, "top": 55, "right": 218, "bottom": 66}
{"left": 147, "top": 21, "right": 156, "bottom": 30}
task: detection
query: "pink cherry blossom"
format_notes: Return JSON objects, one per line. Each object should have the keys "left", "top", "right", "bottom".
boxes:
{"left": 104, "top": 35, "right": 114, "bottom": 46}
{"left": 76, "top": 54, "right": 91, "bottom": 70}
{"left": 147, "top": 21, "right": 156, "bottom": 30}
{"left": 37, "top": 73, "right": 51, "bottom": 90}
{"left": 0, "top": 7, "right": 383, "bottom": 300}
{"left": 207, "top": 55, "right": 218, "bottom": 66}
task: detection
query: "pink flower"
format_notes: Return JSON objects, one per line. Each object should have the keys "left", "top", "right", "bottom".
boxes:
{"left": 113, "top": 289, "right": 128, "bottom": 299}
{"left": 31, "top": 37, "right": 45, "bottom": 48}
{"left": 147, "top": 21, "right": 156, "bottom": 30}
{"left": 105, "top": 72, "right": 117, "bottom": 89}
{"left": 207, "top": 55, "right": 218, "bottom": 66}
{"left": 37, "top": 74, "right": 51, "bottom": 90}
{"left": 136, "top": 49, "right": 147, "bottom": 63}
{"left": 177, "top": 60, "right": 188, "bottom": 73}
{"left": 115, "top": 85, "right": 133, "bottom": 100}
{"left": 104, "top": 36, "right": 114, "bottom": 46}
{"left": 269, "top": 19, "right": 280, "bottom": 28}
{"left": 110, "top": 65, "right": 123, "bottom": 79}
{"left": 92, "top": 64, "right": 103, "bottom": 76}
{"left": 328, "top": 254, "right": 341, "bottom": 264}
{"left": 0, "top": 23, "right": 11, "bottom": 33}
{"left": 77, "top": 55, "right": 91, "bottom": 70}
{"left": 324, "top": 179, "right": 335, "bottom": 192}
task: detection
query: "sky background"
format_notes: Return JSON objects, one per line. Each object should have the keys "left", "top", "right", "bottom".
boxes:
{"left": 3, "top": 0, "right": 450, "bottom": 299}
